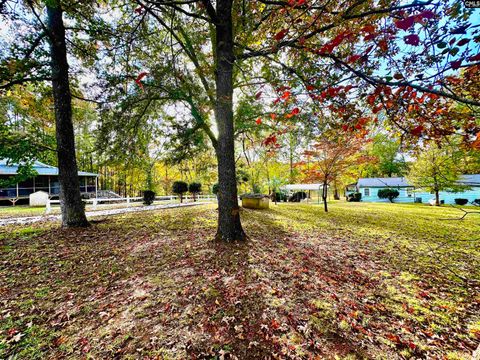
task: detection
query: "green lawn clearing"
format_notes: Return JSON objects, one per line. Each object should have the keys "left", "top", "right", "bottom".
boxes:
{"left": 0, "top": 202, "right": 478, "bottom": 359}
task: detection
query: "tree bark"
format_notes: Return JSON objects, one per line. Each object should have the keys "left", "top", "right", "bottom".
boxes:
{"left": 435, "top": 189, "right": 440, "bottom": 206}
{"left": 214, "top": 0, "right": 246, "bottom": 241}
{"left": 322, "top": 182, "right": 328, "bottom": 212}
{"left": 47, "top": 3, "right": 89, "bottom": 227}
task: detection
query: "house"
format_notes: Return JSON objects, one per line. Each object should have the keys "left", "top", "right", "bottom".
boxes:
{"left": 346, "top": 175, "right": 480, "bottom": 205}
{"left": 0, "top": 159, "right": 98, "bottom": 205}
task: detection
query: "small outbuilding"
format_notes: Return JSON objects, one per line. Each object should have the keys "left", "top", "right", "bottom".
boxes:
{"left": 29, "top": 191, "right": 50, "bottom": 207}
{"left": 280, "top": 183, "right": 328, "bottom": 203}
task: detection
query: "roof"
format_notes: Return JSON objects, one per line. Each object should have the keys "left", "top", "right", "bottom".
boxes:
{"left": 356, "top": 174, "right": 480, "bottom": 188}
{"left": 357, "top": 177, "right": 410, "bottom": 187}
{"left": 457, "top": 174, "right": 480, "bottom": 186}
{"left": 0, "top": 159, "right": 98, "bottom": 177}
{"left": 281, "top": 183, "right": 328, "bottom": 191}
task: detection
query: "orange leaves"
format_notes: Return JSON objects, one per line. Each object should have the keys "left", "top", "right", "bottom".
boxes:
{"left": 262, "top": 134, "right": 279, "bottom": 148}
{"left": 274, "top": 29, "right": 289, "bottom": 41}
{"left": 378, "top": 39, "right": 388, "bottom": 52}
{"left": 288, "top": 0, "right": 306, "bottom": 6}
{"left": 361, "top": 25, "right": 376, "bottom": 34}
{"left": 279, "top": 107, "right": 300, "bottom": 119}
{"left": 256, "top": 118, "right": 262, "bottom": 125}
{"left": 281, "top": 91, "right": 291, "bottom": 101}
{"left": 270, "top": 319, "right": 281, "bottom": 330}
{"left": 320, "top": 31, "right": 352, "bottom": 54}
{"left": 472, "top": 132, "right": 480, "bottom": 149}
{"left": 386, "top": 333, "right": 401, "bottom": 343}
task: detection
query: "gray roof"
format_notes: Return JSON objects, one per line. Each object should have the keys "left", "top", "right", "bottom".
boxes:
{"left": 457, "top": 174, "right": 480, "bottom": 186}
{"left": 357, "top": 175, "right": 480, "bottom": 188}
{"left": 0, "top": 159, "right": 98, "bottom": 177}
{"left": 357, "top": 177, "right": 410, "bottom": 187}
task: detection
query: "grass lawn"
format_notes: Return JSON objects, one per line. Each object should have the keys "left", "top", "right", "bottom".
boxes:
{"left": 0, "top": 199, "right": 192, "bottom": 219}
{"left": 0, "top": 202, "right": 479, "bottom": 359}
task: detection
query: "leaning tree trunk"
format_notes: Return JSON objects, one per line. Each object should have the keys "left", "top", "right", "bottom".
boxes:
{"left": 214, "top": 0, "right": 246, "bottom": 241}
{"left": 47, "top": 3, "right": 89, "bottom": 227}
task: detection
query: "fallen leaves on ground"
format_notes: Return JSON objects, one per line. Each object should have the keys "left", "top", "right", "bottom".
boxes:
{"left": 0, "top": 203, "right": 478, "bottom": 359}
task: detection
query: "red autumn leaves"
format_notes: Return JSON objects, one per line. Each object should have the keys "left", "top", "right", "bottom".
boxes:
{"left": 135, "top": 72, "right": 148, "bottom": 90}
{"left": 394, "top": 11, "right": 436, "bottom": 47}
{"left": 394, "top": 10, "right": 435, "bottom": 31}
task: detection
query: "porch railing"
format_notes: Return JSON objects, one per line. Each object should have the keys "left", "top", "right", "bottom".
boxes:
{"left": 0, "top": 186, "right": 95, "bottom": 199}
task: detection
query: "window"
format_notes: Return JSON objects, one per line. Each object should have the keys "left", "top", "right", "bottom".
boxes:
{"left": 407, "top": 188, "right": 413, "bottom": 197}
{"left": 364, "top": 188, "right": 370, "bottom": 196}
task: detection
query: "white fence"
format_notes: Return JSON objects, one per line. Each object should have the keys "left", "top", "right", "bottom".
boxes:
{"left": 46, "top": 194, "right": 217, "bottom": 214}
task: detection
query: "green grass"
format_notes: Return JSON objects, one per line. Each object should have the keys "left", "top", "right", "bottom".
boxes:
{"left": 0, "top": 206, "right": 47, "bottom": 218}
{"left": 0, "top": 202, "right": 478, "bottom": 359}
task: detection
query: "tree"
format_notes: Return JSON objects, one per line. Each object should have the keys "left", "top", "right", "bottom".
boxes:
{"left": 189, "top": 182, "right": 202, "bottom": 202}
{"left": 377, "top": 189, "right": 400, "bottom": 203}
{"left": 95, "top": 0, "right": 479, "bottom": 241}
{"left": 0, "top": 0, "right": 102, "bottom": 227}
{"left": 366, "top": 134, "right": 406, "bottom": 177}
{"left": 268, "top": 176, "right": 287, "bottom": 205}
{"left": 407, "top": 146, "right": 464, "bottom": 206}
{"left": 46, "top": 2, "right": 88, "bottom": 227}
{"left": 302, "top": 133, "right": 368, "bottom": 212}
{"left": 172, "top": 181, "right": 188, "bottom": 203}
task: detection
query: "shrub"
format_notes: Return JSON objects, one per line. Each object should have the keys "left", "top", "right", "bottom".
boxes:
{"left": 172, "top": 181, "right": 188, "bottom": 202}
{"left": 273, "top": 191, "right": 288, "bottom": 202}
{"left": 377, "top": 188, "right": 400, "bottom": 203}
{"left": 143, "top": 190, "right": 156, "bottom": 205}
{"left": 189, "top": 182, "right": 202, "bottom": 201}
{"left": 454, "top": 198, "right": 468, "bottom": 206}
{"left": 212, "top": 183, "right": 219, "bottom": 195}
{"left": 474, "top": 199, "right": 480, "bottom": 206}
{"left": 289, "top": 191, "right": 307, "bottom": 202}
{"left": 347, "top": 192, "right": 362, "bottom": 202}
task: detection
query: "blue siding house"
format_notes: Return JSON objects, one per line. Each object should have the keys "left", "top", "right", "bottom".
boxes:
{"left": 346, "top": 175, "right": 480, "bottom": 205}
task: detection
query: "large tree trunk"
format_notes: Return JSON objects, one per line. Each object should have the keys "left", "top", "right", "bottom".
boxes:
{"left": 47, "top": 3, "right": 89, "bottom": 227}
{"left": 322, "top": 182, "right": 328, "bottom": 212}
{"left": 435, "top": 189, "right": 440, "bottom": 206}
{"left": 214, "top": 0, "right": 246, "bottom": 241}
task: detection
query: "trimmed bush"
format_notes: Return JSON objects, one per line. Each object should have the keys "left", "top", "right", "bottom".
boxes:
{"left": 143, "top": 190, "right": 156, "bottom": 205}
{"left": 454, "top": 198, "right": 468, "bottom": 206}
{"left": 347, "top": 192, "right": 362, "bottom": 202}
{"left": 172, "top": 181, "right": 188, "bottom": 202}
{"left": 189, "top": 182, "right": 202, "bottom": 201}
{"left": 377, "top": 188, "right": 400, "bottom": 203}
